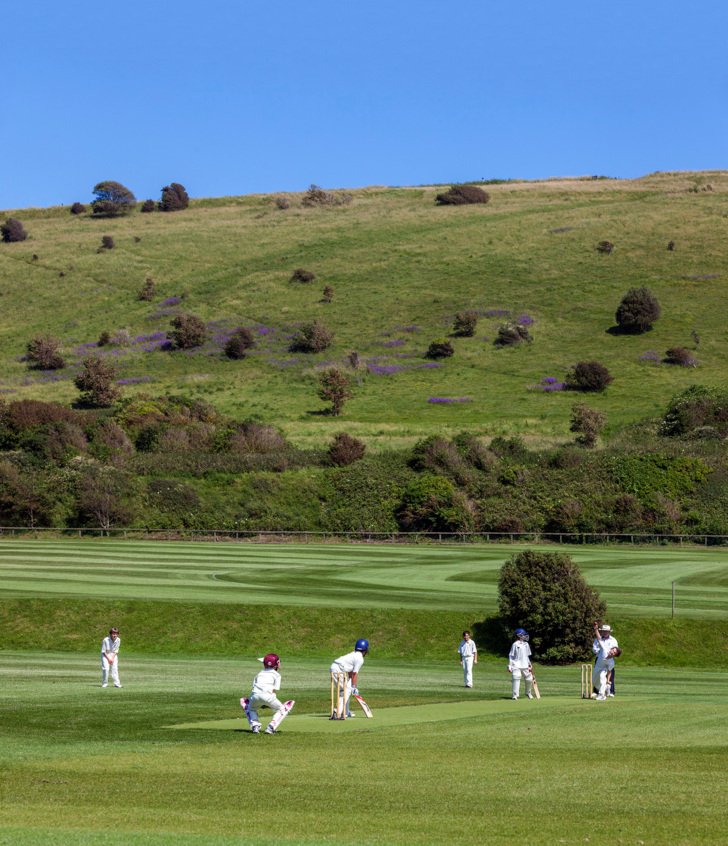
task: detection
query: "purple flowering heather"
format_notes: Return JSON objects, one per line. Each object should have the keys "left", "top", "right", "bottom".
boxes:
{"left": 382, "top": 339, "right": 406, "bottom": 347}
{"left": 160, "top": 296, "right": 182, "bottom": 307}
{"left": 639, "top": 350, "right": 660, "bottom": 363}
{"left": 485, "top": 308, "right": 511, "bottom": 318}
{"left": 531, "top": 376, "right": 565, "bottom": 391}
{"left": 516, "top": 313, "right": 535, "bottom": 326}
{"left": 116, "top": 376, "right": 154, "bottom": 385}
{"left": 427, "top": 396, "right": 472, "bottom": 404}
{"left": 368, "top": 364, "right": 404, "bottom": 375}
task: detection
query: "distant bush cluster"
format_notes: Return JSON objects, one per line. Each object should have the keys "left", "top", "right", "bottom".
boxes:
{"left": 1, "top": 218, "right": 28, "bottom": 242}
{"left": 435, "top": 185, "right": 490, "bottom": 206}
{"left": 302, "top": 185, "right": 353, "bottom": 207}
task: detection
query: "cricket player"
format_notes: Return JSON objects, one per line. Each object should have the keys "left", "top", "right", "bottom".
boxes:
{"left": 330, "top": 638, "right": 369, "bottom": 718}
{"left": 100, "top": 626, "right": 121, "bottom": 688}
{"left": 592, "top": 623, "right": 618, "bottom": 697}
{"left": 457, "top": 630, "right": 478, "bottom": 688}
{"left": 508, "top": 628, "right": 534, "bottom": 700}
{"left": 245, "top": 653, "right": 289, "bottom": 734}
{"left": 592, "top": 622, "right": 619, "bottom": 700}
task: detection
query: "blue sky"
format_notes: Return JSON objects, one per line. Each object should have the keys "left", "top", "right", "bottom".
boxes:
{"left": 4, "top": 1, "right": 727, "bottom": 209}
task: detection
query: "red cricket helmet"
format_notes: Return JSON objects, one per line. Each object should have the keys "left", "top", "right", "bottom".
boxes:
{"left": 263, "top": 653, "right": 280, "bottom": 669}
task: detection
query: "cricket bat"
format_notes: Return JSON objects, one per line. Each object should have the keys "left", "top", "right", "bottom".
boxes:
{"left": 531, "top": 676, "right": 541, "bottom": 700}
{"left": 352, "top": 692, "right": 373, "bottom": 718}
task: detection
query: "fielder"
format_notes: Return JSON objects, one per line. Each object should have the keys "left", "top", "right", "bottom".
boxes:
{"left": 330, "top": 638, "right": 369, "bottom": 718}
{"left": 241, "top": 653, "right": 294, "bottom": 734}
{"left": 508, "top": 627, "right": 534, "bottom": 700}
{"left": 457, "top": 630, "right": 478, "bottom": 688}
{"left": 100, "top": 626, "right": 121, "bottom": 688}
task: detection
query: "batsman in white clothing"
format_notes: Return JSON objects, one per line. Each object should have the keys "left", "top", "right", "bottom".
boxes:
{"left": 508, "top": 628, "right": 534, "bottom": 700}
{"left": 330, "top": 639, "right": 368, "bottom": 718}
{"left": 457, "top": 630, "right": 478, "bottom": 688}
{"left": 100, "top": 627, "right": 121, "bottom": 688}
{"left": 592, "top": 623, "right": 619, "bottom": 701}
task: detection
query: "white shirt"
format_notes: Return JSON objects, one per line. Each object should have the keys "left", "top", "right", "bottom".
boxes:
{"left": 508, "top": 640, "right": 531, "bottom": 670}
{"left": 593, "top": 635, "right": 618, "bottom": 656}
{"left": 458, "top": 639, "right": 477, "bottom": 659}
{"left": 593, "top": 638, "right": 616, "bottom": 672}
{"left": 251, "top": 668, "right": 281, "bottom": 696}
{"left": 332, "top": 650, "right": 364, "bottom": 674}
{"left": 101, "top": 636, "right": 120, "bottom": 655}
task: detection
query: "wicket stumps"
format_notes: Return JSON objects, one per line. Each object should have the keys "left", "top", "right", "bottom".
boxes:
{"left": 330, "top": 671, "right": 347, "bottom": 720}
{"left": 580, "top": 663, "right": 593, "bottom": 699}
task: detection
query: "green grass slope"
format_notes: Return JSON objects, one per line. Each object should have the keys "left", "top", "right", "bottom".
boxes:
{"left": 3, "top": 172, "right": 728, "bottom": 448}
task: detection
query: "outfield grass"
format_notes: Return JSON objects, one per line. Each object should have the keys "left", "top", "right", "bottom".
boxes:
{"left": 2, "top": 538, "right": 728, "bottom": 844}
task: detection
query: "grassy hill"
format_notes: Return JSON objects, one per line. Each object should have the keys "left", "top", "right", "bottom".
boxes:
{"left": 3, "top": 171, "right": 728, "bottom": 449}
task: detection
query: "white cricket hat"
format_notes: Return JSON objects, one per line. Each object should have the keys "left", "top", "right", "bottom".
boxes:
{"left": 598, "top": 624, "right": 612, "bottom": 632}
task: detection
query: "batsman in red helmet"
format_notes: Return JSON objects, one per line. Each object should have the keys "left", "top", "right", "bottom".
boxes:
{"left": 241, "top": 653, "right": 294, "bottom": 734}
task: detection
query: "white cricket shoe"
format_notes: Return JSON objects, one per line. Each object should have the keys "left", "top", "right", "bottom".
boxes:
{"left": 252, "top": 726, "right": 260, "bottom": 734}
{"left": 527, "top": 693, "right": 534, "bottom": 700}
{"left": 512, "top": 696, "right": 519, "bottom": 700}
{"left": 264, "top": 726, "right": 276, "bottom": 735}
{"left": 596, "top": 695, "right": 607, "bottom": 701}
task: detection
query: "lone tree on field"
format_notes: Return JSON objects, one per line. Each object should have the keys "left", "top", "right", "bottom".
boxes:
{"left": 74, "top": 357, "right": 121, "bottom": 407}
{"left": 318, "top": 368, "right": 352, "bottom": 416}
{"left": 159, "top": 182, "right": 190, "bottom": 211}
{"left": 224, "top": 327, "right": 255, "bottom": 360}
{"left": 615, "top": 287, "right": 661, "bottom": 334}
{"left": 290, "top": 320, "right": 333, "bottom": 353}
{"left": 1, "top": 218, "right": 28, "bottom": 242}
{"left": 497, "top": 550, "right": 606, "bottom": 663}
{"left": 91, "top": 181, "right": 136, "bottom": 217}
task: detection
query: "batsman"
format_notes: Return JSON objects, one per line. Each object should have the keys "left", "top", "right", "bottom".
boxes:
{"left": 100, "top": 626, "right": 121, "bottom": 688}
{"left": 329, "top": 638, "right": 369, "bottom": 718}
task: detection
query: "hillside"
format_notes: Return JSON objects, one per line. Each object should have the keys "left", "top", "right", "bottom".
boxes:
{"left": 3, "top": 171, "right": 728, "bottom": 450}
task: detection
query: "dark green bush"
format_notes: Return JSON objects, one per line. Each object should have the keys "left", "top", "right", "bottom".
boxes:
{"left": 426, "top": 338, "right": 454, "bottom": 359}
{"left": 565, "top": 361, "right": 613, "bottom": 392}
{"left": 453, "top": 310, "right": 479, "bottom": 337}
{"left": 615, "top": 287, "right": 661, "bottom": 334}
{"left": 26, "top": 335, "right": 65, "bottom": 370}
{"left": 74, "top": 357, "right": 121, "bottom": 408}
{"left": 1, "top": 218, "right": 28, "bottom": 242}
{"left": 497, "top": 550, "right": 607, "bottom": 664}
{"left": 435, "top": 185, "right": 490, "bottom": 206}
{"left": 159, "top": 183, "right": 189, "bottom": 211}
{"left": 91, "top": 181, "right": 136, "bottom": 217}
{"left": 494, "top": 323, "right": 531, "bottom": 346}
{"left": 168, "top": 314, "right": 207, "bottom": 350}
{"left": 396, "top": 474, "right": 474, "bottom": 532}
{"left": 290, "top": 320, "right": 333, "bottom": 353}
{"left": 224, "top": 328, "right": 255, "bottom": 360}
{"left": 70, "top": 202, "right": 86, "bottom": 215}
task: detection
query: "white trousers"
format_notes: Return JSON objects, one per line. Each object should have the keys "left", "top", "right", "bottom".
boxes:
{"left": 511, "top": 667, "right": 533, "bottom": 698}
{"left": 101, "top": 655, "right": 120, "bottom": 687}
{"left": 461, "top": 656, "right": 475, "bottom": 687}
{"left": 592, "top": 665, "right": 610, "bottom": 697}
{"left": 247, "top": 691, "right": 284, "bottom": 727}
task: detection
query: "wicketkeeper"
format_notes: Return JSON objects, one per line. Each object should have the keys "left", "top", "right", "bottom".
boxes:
{"left": 243, "top": 653, "right": 292, "bottom": 734}
{"left": 100, "top": 626, "right": 121, "bottom": 688}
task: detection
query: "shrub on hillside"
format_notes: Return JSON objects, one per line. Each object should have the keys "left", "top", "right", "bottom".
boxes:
{"left": 565, "top": 361, "right": 613, "bottom": 393}
{"left": 74, "top": 357, "right": 121, "bottom": 407}
{"left": 138, "top": 277, "right": 155, "bottom": 301}
{"left": 70, "top": 202, "right": 86, "bottom": 215}
{"left": 664, "top": 346, "right": 697, "bottom": 367}
{"left": 168, "top": 314, "right": 207, "bottom": 350}
{"left": 328, "top": 432, "right": 366, "bottom": 466}
{"left": 453, "top": 310, "right": 479, "bottom": 337}
{"left": 228, "top": 421, "right": 289, "bottom": 455}
{"left": 301, "top": 184, "right": 352, "bottom": 207}
{"left": 275, "top": 196, "right": 290, "bottom": 210}
{"left": 99, "top": 235, "right": 115, "bottom": 250}
{"left": 318, "top": 368, "right": 352, "bottom": 416}
{"left": 290, "top": 268, "right": 316, "bottom": 284}
{"left": 570, "top": 403, "right": 606, "bottom": 448}
{"left": 426, "top": 338, "right": 454, "bottom": 359}
{"left": 224, "top": 328, "right": 255, "bottom": 360}
{"left": 596, "top": 240, "right": 614, "bottom": 254}
{"left": 452, "top": 432, "right": 499, "bottom": 472}
{"left": 97, "top": 331, "right": 110, "bottom": 347}
{"left": 159, "top": 182, "right": 190, "bottom": 211}
{"left": 141, "top": 199, "right": 156, "bottom": 213}
{"left": 290, "top": 320, "right": 333, "bottom": 353}
{"left": 26, "top": 335, "right": 65, "bottom": 370}
{"left": 494, "top": 322, "right": 531, "bottom": 346}
{"left": 1, "top": 218, "right": 28, "bottom": 242}
{"left": 497, "top": 550, "right": 607, "bottom": 664}
{"left": 75, "top": 464, "right": 137, "bottom": 529}
{"left": 410, "top": 436, "right": 472, "bottom": 485}
{"left": 91, "top": 181, "right": 136, "bottom": 217}
{"left": 615, "top": 287, "right": 661, "bottom": 334}
{"left": 435, "top": 185, "right": 490, "bottom": 206}
{"left": 322, "top": 285, "right": 334, "bottom": 303}
{"left": 396, "top": 474, "right": 475, "bottom": 533}
{"left": 660, "top": 385, "right": 728, "bottom": 438}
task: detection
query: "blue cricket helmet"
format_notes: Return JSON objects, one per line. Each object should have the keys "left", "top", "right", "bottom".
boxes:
{"left": 515, "top": 628, "right": 529, "bottom": 641}
{"left": 355, "top": 638, "right": 369, "bottom": 653}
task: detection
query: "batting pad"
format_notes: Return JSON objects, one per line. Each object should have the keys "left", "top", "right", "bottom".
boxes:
{"left": 165, "top": 699, "right": 527, "bottom": 733}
